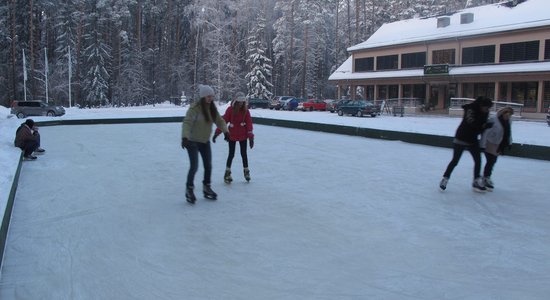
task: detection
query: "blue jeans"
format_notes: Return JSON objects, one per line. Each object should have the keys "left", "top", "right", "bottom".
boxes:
{"left": 185, "top": 141, "right": 212, "bottom": 188}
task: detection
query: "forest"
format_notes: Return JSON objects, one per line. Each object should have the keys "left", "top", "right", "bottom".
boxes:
{"left": 0, "top": 0, "right": 498, "bottom": 108}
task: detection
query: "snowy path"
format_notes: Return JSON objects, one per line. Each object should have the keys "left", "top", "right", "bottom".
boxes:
{"left": 1, "top": 123, "right": 549, "bottom": 299}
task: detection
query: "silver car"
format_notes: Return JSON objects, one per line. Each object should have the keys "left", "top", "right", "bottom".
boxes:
{"left": 11, "top": 100, "right": 66, "bottom": 118}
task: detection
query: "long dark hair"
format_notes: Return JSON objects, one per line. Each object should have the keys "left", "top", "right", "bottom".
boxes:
{"left": 199, "top": 97, "right": 219, "bottom": 123}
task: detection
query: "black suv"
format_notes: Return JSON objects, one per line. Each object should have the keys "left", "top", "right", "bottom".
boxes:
{"left": 11, "top": 100, "right": 66, "bottom": 118}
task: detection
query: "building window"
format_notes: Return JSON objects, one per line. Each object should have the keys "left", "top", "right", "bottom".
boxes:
{"left": 500, "top": 40, "right": 539, "bottom": 62}
{"left": 401, "top": 52, "right": 426, "bottom": 69}
{"left": 403, "top": 84, "right": 426, "bottom": 99}
{"left": 474, "top": 83, "right": 495, "bottom": 99}
{"left": 432, "top": 49, "right": 455, "bottom": 64}
{"left": 542, "top": 81, "right": 550, "bottom": 112}
{"left": 545, "top": 40, "right": 550, "bottom": 60}
{"left": 376, "top": 55, "right": 398, "bottom": 70}
{"left": 512, "top": 82, "right": 538, "bottom": 110}
{"left": 544, "top": 82, "right": 550, "bottom": 110}
{"left": 462, "top": 45, "right": 495, "bottom": 65}
{"left": 355, "top": 57, "right": 374, "bottom": 72}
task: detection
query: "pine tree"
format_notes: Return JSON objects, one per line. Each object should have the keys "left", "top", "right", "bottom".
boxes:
{"left": 245, "top": 11, "right": 273, "bottom": 100}
{"left": 82, "top": 0, "right": 111, "bottom": 107}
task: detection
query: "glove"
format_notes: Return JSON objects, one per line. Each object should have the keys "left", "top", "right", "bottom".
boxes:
{"left": 181, "top": 138, "right": 190, "bottom": 149}
{"left": 223, "top": 132, "right": 230, "bottom": 142}
{"left": 212, "top": 132, "right": 220, "bottom": 143}
{"left": 249, "top": 138, "right": 254, "bottom": 149}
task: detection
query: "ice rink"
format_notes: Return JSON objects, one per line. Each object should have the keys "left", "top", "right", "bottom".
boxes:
{"left": 1, "top": 122, "right": 549, "bottom": 299}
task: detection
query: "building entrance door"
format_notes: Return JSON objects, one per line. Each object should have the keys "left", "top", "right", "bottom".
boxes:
{"left": 430, "top": 84, "right": 448, "bottom": 109}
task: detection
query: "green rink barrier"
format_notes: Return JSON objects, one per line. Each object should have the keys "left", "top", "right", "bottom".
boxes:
{"left": 0, "top": 152, "right": 23, "bottom": 271}
{"left": 33, "top": 116, "right": 550, "bottom": 161}
{"left": 252, "top": 117, "right": 550, "bottom": 161}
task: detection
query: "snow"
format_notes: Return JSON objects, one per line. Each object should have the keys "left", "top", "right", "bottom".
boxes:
{"left": 347, "top": 0, "right": 550, "bottom": 52}
{"left": 1, "top": 105, "right": 549, "bottom": 299}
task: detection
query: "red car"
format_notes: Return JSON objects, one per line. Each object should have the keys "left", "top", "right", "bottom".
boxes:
{"left": 301, "top": 99, "right": 327, "bottom": 111}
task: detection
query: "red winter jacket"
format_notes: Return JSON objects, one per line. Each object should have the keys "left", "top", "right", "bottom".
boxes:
{"left": 216, "top": 106, "right": 254, "bottom": 141}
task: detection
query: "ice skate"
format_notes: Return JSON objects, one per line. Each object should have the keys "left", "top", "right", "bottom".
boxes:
{"left": 472, "top": 177, "right": 487, "bottom": 193}
{"left": 224, "top": 170, "right": 233, "bottom": 184}
{"left": 186, "top": 186, "right": 196, "bottom": 204}
{"left": 439, "top": 177, "right": 448, "bottom": 191}
{"left": 244, "top": 168, "right": 251, "bottom": 182}
{"left": 203, "top": 184, "right": 217, "bottom": 200}
{"left": 483, "top": 177, "right": 494, "bottom": 192}
{"left": 23, "top": 155, "right": 38, "bottom": 161}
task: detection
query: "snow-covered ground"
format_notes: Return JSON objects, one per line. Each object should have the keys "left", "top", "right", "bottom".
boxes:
{"left": 1, "top": 121, "right": 549, "bottom": 299}
{"left": 0, "top": 104, "right": 549, "bottom": 299}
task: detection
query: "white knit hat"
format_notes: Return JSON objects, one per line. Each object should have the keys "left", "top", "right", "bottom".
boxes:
{"left": 235, "top": 92, "right": 246, "bottom": 102}
{"left": 199, "top": 85, "right": 215, "bottom": 99}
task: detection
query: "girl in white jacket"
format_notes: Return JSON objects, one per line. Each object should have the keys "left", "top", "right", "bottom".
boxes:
{"left": 479, "top": 107, "right": 514, "bottom": 191}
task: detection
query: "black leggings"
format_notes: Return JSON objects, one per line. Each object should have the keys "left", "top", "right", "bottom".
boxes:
{"left": 443, "top": 143, "right": 482, "bottom": 180}
{"left": 226, "top": 140, "right": 248, "bottom": 169}
{"left": 483, "top": 152, "right": 498, "bottom": 177}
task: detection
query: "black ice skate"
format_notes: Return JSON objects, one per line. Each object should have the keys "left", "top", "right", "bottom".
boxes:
{"left": 439, "top": 177, "right": 448, "bottom": 191}
{"left": 186, "top": 186, "right": 196, "bottom": 204}
{"left": 472, "top": 177, "right": 487, "bottom": 193}
{"left": 224, "top": 170, "right": 233, "bottom": 184}
{"left": 203, "top": 184, "right": 217, "bottom": 200}
{"left": 483, "top": 177, "right": 494, "bottom": 192}
{"left": 244, "top": 168, "right": 251, "bottom": 182}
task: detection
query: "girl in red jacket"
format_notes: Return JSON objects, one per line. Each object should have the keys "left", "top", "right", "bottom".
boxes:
{"left": 214, "top": 92, "right": 254, "bottom": 183}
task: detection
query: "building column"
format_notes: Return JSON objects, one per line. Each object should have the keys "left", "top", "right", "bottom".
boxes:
{"left": 351, "top": 85, "right": 356, "bottom": 100}
{"left": 374, "top": 84, "right": 378, "bottom": 101}
{"left": 398, "top": 84, "right": 403, "bottom": 106}
{"left": 538, "top": 80, "right": 544, "bottom": 113}
{"left": 457, "top": 83, "right": 463, "bottom": 98}
{"left": 494, "top": 81, "right": 500, "bottom": 101}
{"left": 337, "top": 84, "right": 341, "bottom": 100}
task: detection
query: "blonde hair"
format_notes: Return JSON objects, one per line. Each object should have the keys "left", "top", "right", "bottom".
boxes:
{"left": 497, "top": 107, "right": 514, "bottom": 117}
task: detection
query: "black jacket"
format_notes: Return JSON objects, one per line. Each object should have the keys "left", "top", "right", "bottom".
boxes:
{"left": 454, "top": 102, "right": 490, "bottom": 145}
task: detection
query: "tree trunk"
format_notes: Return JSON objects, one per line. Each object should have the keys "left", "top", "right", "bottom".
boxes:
{"left": 10, "top": 0, "right": 17, "bottom": 103}
{"left": 301, "top": 19, "right": 308, "bottom": 99}
{"left": 29, "top": 0, "right": 35, "bottom": 98}
{"left": 74, "top": 1, "right": 85, "bottom": 106}
{"left": 287, "top": 1, "right": 295, "bottom": 96}
{"left": 355, "top": 0, "right": 360, "bottom": 44}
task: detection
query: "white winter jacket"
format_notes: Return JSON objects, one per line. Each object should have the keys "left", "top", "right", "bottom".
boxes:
{"left": 480, "top": 115, "right": 512, "bottom": 155}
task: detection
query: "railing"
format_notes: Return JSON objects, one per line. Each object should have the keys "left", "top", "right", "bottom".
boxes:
{"left": 375, "top": 98, "right": 425, "bottom": 115}
{"left": 449, "top": 98, "right": 524, "bottom": 116}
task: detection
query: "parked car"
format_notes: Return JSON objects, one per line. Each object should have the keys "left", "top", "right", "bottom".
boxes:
{"left": 337, "top": 100, "right": 378, "bottom": 117}
{"left": 324, "top": 100, "right": 337, "bottom": 112}
{"left": 329, "top": 100, "right": 351, "bottom": 113}
{"left": 247, "top": 98, "right": 269, "bottom": 109}
{"left": 282, "top": 98, "right": 305, "bottom": 111}
{"left": 11, "top": 100, "right": 65, "bottom": 118}
{"left": 269, "top": 96, "right": 294, "bottom": 110}
{"left": 547, "top": 106, "right": 550, "bottom": 126}
{"left": 301, "top": 99, "right": 327, "bottom": 111}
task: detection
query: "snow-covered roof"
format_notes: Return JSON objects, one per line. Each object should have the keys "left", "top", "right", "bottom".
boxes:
{"left": 348, "top": 0, "right": 550, "bottom": 52}
{"left": 328, "top": 56, "right": 550, "bottom": 81}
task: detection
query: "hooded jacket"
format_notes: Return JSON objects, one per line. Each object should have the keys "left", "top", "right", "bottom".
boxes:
{"left": 454, "top": 99, "right": 491, "bottom": 145}
{"left": 215, "top": 105, "right": 254, "bottom": 142}
{"left": 14, "top": 124, "right": 37, "bottom": 148}
{"left": 181, "top": 101, "right": 228, "bottom": 143}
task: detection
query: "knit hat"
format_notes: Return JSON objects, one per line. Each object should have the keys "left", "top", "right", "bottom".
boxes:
{"left": 25, "top": 119, "right": 35, "bottom": 128}
{"left": 199, "top": 84, "right": 215, "bottom": 99}
{"left": 235, "top": 92, "right": 246, "bottom": 102}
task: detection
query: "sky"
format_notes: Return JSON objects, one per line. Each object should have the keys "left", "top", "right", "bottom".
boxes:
{"left": 0, "top": 104, "right": 549, "bottom": 299}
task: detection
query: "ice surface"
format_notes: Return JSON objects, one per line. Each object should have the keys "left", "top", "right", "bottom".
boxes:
{"left": 1, "top": 123, "right": 549, "bottom": 299}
